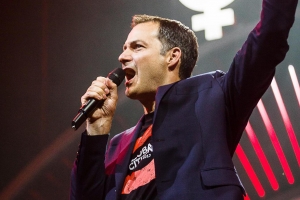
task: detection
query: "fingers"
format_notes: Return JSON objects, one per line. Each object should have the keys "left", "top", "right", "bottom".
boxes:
{"left": 105, "top": 78, "right": 118, "bottom": 100}
{"left": 81, "top": 76, "right": 117, "bottom": 105}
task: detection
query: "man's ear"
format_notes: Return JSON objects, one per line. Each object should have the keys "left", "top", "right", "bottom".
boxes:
{"left": 167, "top": 47, "right": 181, "bottom": 71}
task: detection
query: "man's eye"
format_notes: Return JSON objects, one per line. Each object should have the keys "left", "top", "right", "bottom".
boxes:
{"left": 135, "top": 44, "right": 143, "bottom": 49}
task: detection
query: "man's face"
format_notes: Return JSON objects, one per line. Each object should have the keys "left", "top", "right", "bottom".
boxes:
{"left": 118, "top": 22, "right": 170, "bottom": 102}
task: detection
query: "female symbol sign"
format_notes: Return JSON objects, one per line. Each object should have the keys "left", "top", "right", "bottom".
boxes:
{"left": 179, "top": 0, "right": 235, "bottom": 40}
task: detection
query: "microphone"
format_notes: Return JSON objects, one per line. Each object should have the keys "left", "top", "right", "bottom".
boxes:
{"left": 71, "top": 68, "right": 125, "bottom": 130}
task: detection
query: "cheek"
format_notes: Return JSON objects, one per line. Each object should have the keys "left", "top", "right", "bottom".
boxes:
{"left": 134, "top": 53, "right": 166, "bottom": 79}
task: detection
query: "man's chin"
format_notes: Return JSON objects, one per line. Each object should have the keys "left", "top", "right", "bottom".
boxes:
{"left": 125, "top": 89, "right": 136, "bottom": 100}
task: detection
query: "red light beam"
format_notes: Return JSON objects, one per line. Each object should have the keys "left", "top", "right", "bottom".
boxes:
{"left": 257, "top": 99, "right": 294, "bottom": 184}
{"left": 271, "top": 78, "right": 300, "bottom": 167}
{"left": 236, "top": 144, "right": 265, "bottom": 197}
{"left": 245, "top": 122, "right": 279, "bottom": 190}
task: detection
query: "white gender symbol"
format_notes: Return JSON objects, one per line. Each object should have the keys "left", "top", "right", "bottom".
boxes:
{"left": 179, "top": 0, "right": 235, "bottom": 40}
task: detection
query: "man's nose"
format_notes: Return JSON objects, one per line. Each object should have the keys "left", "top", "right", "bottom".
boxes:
{"left": 118, "top": 49, "right": 132, "bottom": 64}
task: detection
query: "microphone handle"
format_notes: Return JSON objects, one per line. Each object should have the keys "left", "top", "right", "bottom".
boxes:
{"left": 71, "top": 99, "right": 99, "bottom": 130}
{"left": 71, "top": 68, "right": 125, "bottom": 130}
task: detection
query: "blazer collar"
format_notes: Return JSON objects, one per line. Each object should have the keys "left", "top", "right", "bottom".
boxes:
{"left": 153, "top": 82, "right": 177, "bottom": 122}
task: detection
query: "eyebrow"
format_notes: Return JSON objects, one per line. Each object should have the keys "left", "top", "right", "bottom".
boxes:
{"left": 123, "top": 40, "right": 147, "bottom": 50}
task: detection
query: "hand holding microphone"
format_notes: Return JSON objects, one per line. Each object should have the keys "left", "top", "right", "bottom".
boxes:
{"left": 72, "top": 68, "right": 125, "bottom": 132}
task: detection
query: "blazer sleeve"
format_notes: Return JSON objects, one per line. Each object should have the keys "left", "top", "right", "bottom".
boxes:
{"left": 70, "top": 131, "right": 109, "bottom": 200}
{"left": 220, "top": 0, "right": 298, "bottom": 150}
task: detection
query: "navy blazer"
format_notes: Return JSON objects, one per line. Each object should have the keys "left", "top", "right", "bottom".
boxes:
{"left": 71, "top": 0, "right": 298, "bottom": 199}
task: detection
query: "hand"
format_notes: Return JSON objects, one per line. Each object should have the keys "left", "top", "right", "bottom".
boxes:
{"left": 81, "top": 76, "right": 118, "bottom": 135}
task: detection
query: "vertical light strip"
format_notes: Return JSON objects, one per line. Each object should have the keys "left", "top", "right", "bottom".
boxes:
{"left": 245, "top": 122, "right": 279, "bottom": 190}
{"left": 257, "top": 100, "right": 294, "bottom": 184}
{"left": 271, "top": 78, "right": 300, "bottom": 167}
{"left": 288, "top": 65, "right": 300, "bottom": 107}
{"left": 236, "top": 144, "right": 265, "bottom": 197}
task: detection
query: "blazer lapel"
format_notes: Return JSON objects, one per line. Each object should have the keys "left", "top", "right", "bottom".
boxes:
{"left": 153, "top": 82, "right": 176, "bottom": 123}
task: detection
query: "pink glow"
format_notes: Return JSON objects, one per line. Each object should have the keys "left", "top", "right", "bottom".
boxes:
{"left": 244, "top": 194, "right": 251, "bottom": 200}
{"left": 236, "top": 144, "right": 265, "bottom": 197}
{"left": 271, "top": 78, "right": 300, "bottom": 167}
{"left": 245, "top": 122, "right": 279, "bottom": 190}
{"left": 257, "top": 99, "right": 294, "bottom": 184}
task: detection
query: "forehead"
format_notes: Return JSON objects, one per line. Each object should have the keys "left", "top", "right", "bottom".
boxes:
{"left": 124, "top": 22, "right": 160, "bottom": 44}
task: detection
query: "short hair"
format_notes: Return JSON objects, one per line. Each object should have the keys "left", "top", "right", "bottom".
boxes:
{"left": 132, "top": 14, "right": 199, "bottom": 79}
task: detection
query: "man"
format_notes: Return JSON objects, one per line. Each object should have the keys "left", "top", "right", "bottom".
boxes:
{"left": 71, "top": 0, "right": 298, "bottom": 199}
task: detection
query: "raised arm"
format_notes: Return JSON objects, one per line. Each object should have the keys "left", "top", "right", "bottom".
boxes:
{"left": 222, "top": 0, "right": 298, "bottom": 152}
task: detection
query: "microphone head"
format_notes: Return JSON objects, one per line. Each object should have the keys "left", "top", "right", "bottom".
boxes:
{"left": 107, "top": 68, "right": 125, "bottom": 86}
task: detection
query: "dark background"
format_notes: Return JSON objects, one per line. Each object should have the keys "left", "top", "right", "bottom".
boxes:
{"left": 1, "top": 0, "right": 299, "bottom": 199}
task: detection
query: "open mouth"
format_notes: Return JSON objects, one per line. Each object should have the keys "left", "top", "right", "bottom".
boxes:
{"left": 124, "top": 68, "right": 136, "bottom": 82}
